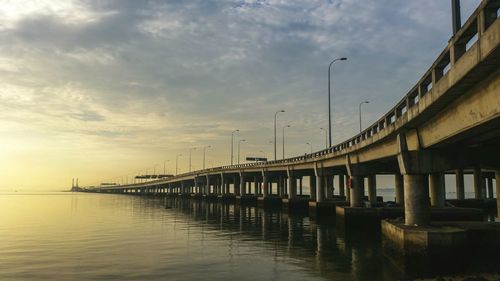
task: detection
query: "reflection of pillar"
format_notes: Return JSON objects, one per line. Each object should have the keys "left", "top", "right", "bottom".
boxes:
{"left": 367, "top": 175, "right": 377, "bottom": 204}
{"left": 395, "top": 174, "right": 404, "bottom": 204}
{"left": 350, "top": 176, "right": 364, "bottom": 207}
{"left": 404, "top": 174, "right": 430, "bottom": 225}
{"left": 474, "top": 168, "right": 484, "bottom": 199}
{"left": 339, "top": 174, "right": 345, "bottom": 197}
{"left": 309, "top": 175, "right": 317, "bottom": 201}
{"left": 455, "top": 169, "right": 465, "bottom": 200}
{"left": 429, "top": 173, "right": 445, "bottom": 207}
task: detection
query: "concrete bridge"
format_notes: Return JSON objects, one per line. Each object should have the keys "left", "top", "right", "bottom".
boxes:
{"left": 82, "top": 0, "right": 500, "bottom": 261}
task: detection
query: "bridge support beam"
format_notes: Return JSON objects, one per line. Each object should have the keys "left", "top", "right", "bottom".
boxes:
{"left": 404, "top": 174, "right": 430, "bottom": 226}
{"left": 350, "top": 175, "right": 364, "bottom": 207}
{"left": 429, "top": 172, "right": 445, "bottom": 207}
{"left": 395, "top": 174, "right": 404, "bottom": 205}
{"left": 367, "top": 175, "right": 377, "bottom": 205}
{"left": 455, "top": 169, "right": 465, "bottom": 200}
{"left": 287, "top": 169, "right": 297, "bottom": 199}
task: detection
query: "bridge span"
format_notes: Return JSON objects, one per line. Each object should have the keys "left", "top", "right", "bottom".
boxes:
{"left": 82, "top": 0, "right": 500, "bottom": 262}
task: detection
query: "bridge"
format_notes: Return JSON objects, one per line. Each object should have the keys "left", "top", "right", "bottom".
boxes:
{"left": 82, "top": 0, "right": 500, "bottom": 261}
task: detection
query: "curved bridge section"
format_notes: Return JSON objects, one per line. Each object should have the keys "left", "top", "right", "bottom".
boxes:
{"left": 86, "top": 0, "right": 500, "bottom": 226}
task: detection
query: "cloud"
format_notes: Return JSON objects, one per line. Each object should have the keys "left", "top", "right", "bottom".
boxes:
{"left": 0, "top": 0, "right": 483, "bottom": 189}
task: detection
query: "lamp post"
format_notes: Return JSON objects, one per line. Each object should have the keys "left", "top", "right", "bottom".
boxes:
{"left": 282, "top": 124, "right": 290, "bottom": 159}
{"left": 238, "top": 139, "right": 246, "bottom": 164}
{"left": 306, "top": 142, "right": 313, "bottom": 154}
{"left": 274, "top": 110, "right": 285, "bottom": 160}
{"left": 231, "top": 129, "right": 239, "bottom": 165}
{"left": 359, "top": 101, "right": 369, "bottom": 133}
{"left": 175, "top": 154, "right": 182, "bottom": 175}
{"left": 320, "top": 127, "right": 328, "bottom": 149}
{"left": 327, "top": 57, "right": 347, "bottom": 147}
{"left": 189, "top": 147, "right": 197, "bottom": 172}
{"left": 203, "top": 145, "right": 211, "bottom": 169}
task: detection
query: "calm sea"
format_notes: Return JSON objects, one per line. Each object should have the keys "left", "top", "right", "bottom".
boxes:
{"left": 0, "top": 192, "right": 497, "bottom": 280}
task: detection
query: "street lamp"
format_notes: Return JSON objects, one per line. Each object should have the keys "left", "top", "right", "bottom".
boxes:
{"left": 238, "top": 139, "right": 246, "bottom": 164}
{"left": 328, "top": 57, "right": 347, "bottom": 147}
{"left": 306, "top": 142, "right": 313, "bottom": 154}
{"left": 231, "top": 129, "right": 239, "bottom": 165}
{"left": 320, "top": 127, "right": 328, "bottom": 149}
{"left": 282, "top": 124, "right": 290, "bottom": 159}
{"left": 189, "top": 147, "right": 197, "bottom": 172}
{"left": 175, "top": 154, "right": 182, "bottom": 175}
{"left": 359, "top": 101, "right": 370, "bottom": 133}
{"left": 203, "top": 145, "right": 211, "bottom": 169}
{"left": 274, "top": 110, "right": 285, "bottom": 160}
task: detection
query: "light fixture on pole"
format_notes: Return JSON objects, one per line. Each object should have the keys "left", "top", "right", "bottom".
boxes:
{"left": 203, "top": 145, "right": 211, "bottom": 169}
{"left": 359, "top": 101, "right": 369, "bottom": 133}
{"left": 282, "top": 124, "right": 290, "bottom": 159}
{"left": 238, "top": 139, "right": 246, "bottom": 164}
{"left": 274, "top": 110, "right": 285, "bottom": 160}
{"left": 231, "top": 129, "right": 239, "bottom": 165}
{"left": 306, "top": 142, "right": 312, "bottom": 154}
{"left": 327, "top": 57, "right": 347, "bottom": 147}
{"left": 320, "top": 127, "right": 328, "bottom": 149}
{"left": 189, "top": 147, "right": 197, "bottom": 172}
{"left": 175, "top": 154, "right": 182, "bottom": 175}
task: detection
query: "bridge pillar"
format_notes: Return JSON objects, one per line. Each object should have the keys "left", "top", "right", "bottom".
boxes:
{"left": 395, "top": 174, "right": 404, "bottom": 205}
{"left": 496, "top": 171, "right": 500, "bottom": 217}
{"left": 350, "top": 175, "right": 364, "bottom": 207}
{"left": 309, "top": 175, "right": 317, "bottom": 201}
{"left": 429, "top": 172, "right": 445, "bottom": 207}
{"left": 287, "top": 169, "right": 297, "bottom": 199}
{"left": 404, "top": 174, "right": 430, "bottom": 226}
{"left": 326, "top": 175, "right": 334, "bottom": 199}
{"left": 240, "top": 176, "right": 246, "bottom": 196}
{"left": 277, "top": 176, "right": 283, "bottom": 198}
{"left": 455, "top": 169, "right": 465, "bottom": 200}
{"left": 367, "top": 175, "right": 377, "bottom": 205}
{"left": 254, "top": 176, "right": 259, "bottom": 196}
{"left": 473, "top": 168, "right": 485, "bottom": 199}
{"left": 234, "top": 176, "right": 240, "bottom": 195}
{"left": 487, "top": 176, "right": 494, "bottom": 199}
{"left": 262, "top": 175, "right": 269, "bottom": 198}
{"left": 299, "top": 177, "right": 303, "bottom": 195}
{"left": 220, "top": 175, "right": 226, "bottom": 195}
{"left": 338, "top": 174, "right": 345, "bottom": 197}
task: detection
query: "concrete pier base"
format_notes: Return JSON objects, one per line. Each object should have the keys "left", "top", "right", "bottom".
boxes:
{"left": 382, "top": 220, "right": 466, "bottom": 277}
{"left": 282, "top": 197, "right": 309, "bottom": 210}
{"left": 235, "top": 195, "right": 258, "bottom": 205}
{"left": 257, "top": 196, "right": 282, "bottom": 207}
{"left": 217, "top": 194, "right": 236, "bottom": 202}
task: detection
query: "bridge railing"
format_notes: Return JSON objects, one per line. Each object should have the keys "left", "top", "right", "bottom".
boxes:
{"left": 94, "top": 0, "right": 498, "bottom": 189}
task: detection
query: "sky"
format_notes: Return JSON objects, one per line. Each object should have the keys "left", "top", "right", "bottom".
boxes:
{"left": 0, "top": 0, "right": 481, "bottom": 190}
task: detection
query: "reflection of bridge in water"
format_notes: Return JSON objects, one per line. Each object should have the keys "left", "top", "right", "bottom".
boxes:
{"left": 82, "top": 0, "right": 500, "bottom": 276}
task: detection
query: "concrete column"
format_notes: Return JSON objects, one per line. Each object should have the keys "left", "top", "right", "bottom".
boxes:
{"left": 404, "top": 174, "right": 430, "bottom": 226}
{"left": 496, "top": 171, "right": 500, "bottom": 216}
{"left": 346, "top": 177, "right": 351, "bottom": 202}
{"left": 338, "top": 174, "right": 345, "bottom": 197}
{"left": 221, "top": 176, "right": 226, "bottom": 195}
{"left": 299, "top": 177, "right": 303, "bottom": 195}
{"left": 316, "top": 175, "right": 324, "bottom": 203}
{"left": 288, "top": 174, "right": 297, "bottom": 199}
{"left": 263, "top": 176, "right": 269, "bottom": 198}
{"left": 350, "top": 176, "right": 364, "bottom": 207}
{"left": 429, "top": 172, "right": 445, "bottom": 207}
{"left": 309, "top": 175, "right": 317, "bottom": 201}
{"left": 487, "top": 176, "right": 494, "bottom": 199}
{"left": 278, "top": 176, "right": 283, "bottom": 197}
{"left": 234, "top": 176, "right": 240, "bottom": 195}
{"left": 474, "top": 168, "right": 484, "bottom": 199}
{"left": 240, "top": 176, "right": 246, "bottom": 196}
{"left": 254, "top": 176, "right": 259, "bottom": 195}
{"left": 455, "top": 169, "right": 465, "bottom": 200}
{"left": 367, "top": 175, "right": 377, "bottom": 205}
{"left": 395, "top": 174, "right": 404, "bottom": 205}
{"left": 326, "top": 175, "right": 333, "bottom": 199}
